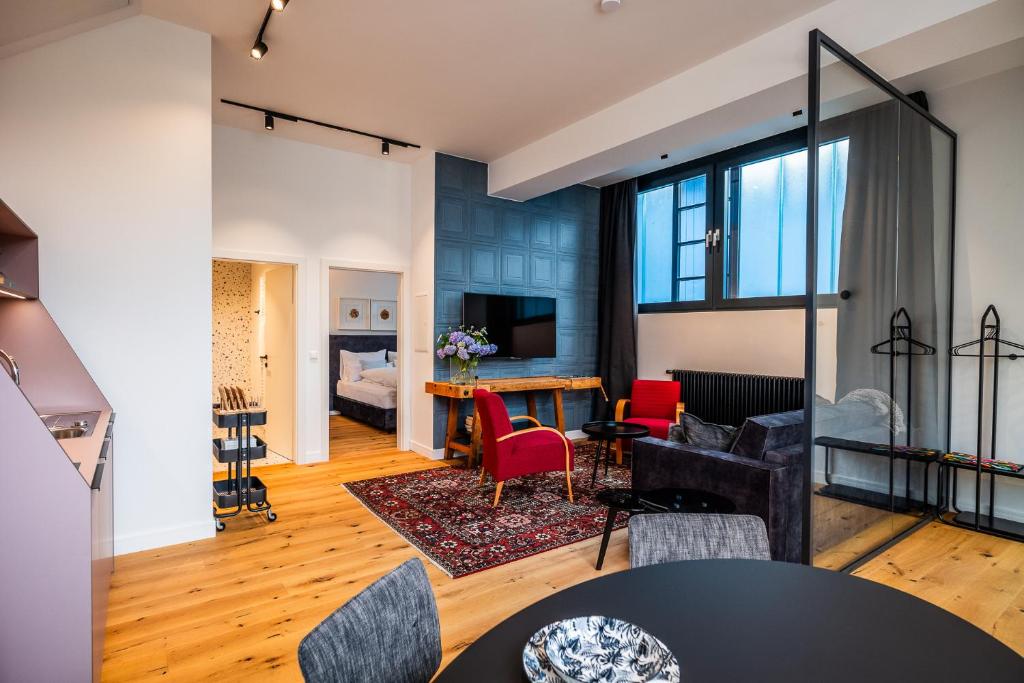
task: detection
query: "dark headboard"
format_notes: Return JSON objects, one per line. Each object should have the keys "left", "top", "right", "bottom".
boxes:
{"left": 329, "top": 334, "right": 398, "bottom": 397}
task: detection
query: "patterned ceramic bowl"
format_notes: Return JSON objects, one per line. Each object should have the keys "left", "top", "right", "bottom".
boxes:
{"left": 542, "top": 616, "right": 679, "bottom": 683}
{"left": 524, "top": 618, "right": 675, "bottom": 679}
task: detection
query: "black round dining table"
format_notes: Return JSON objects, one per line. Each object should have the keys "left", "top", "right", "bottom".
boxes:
{"left": 435, "top": 560, "right": 1023, "bottom": 682}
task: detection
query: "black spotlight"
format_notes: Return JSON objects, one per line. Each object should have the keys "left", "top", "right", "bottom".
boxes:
{"left": 271, "top": 0, "right": 289, "bottom": 10}
{"left": 381, "top": 140, "right": 390, "bottom": 156}
{"left": 265, "top": 113, "right": 275, "bottom": 130}
{"left": 250, "top": 40, "right": 268, "bottom": 60}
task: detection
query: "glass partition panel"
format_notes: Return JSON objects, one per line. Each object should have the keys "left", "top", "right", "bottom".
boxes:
{"left": 809, "top": 38, "right": 954, "bottom": 570}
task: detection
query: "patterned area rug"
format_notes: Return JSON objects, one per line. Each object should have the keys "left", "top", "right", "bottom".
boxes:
{"left": 343, "top": 442, "right": 631, "bottom": 578}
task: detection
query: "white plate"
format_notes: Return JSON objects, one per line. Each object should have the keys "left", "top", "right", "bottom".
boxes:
{"left": 542, "top": 616, "right": 679, "bottom": 683}
{"left": 528, "top": 618, "right": 679, "bottom": 679}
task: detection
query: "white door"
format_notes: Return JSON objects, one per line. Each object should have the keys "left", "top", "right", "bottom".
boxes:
{"left": 263, "top": 266, "right": 295, "bottom": 459}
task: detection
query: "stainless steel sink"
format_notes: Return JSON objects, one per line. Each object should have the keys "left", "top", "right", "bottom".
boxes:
{"left": 49, "top": 426, "right": 87, "bottom": 439}
{"left": 38, "top": 412, "right": 99, "bottom": 440}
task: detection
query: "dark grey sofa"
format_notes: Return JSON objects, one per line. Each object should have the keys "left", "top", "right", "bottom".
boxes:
{"left": 631, "top": 410, "right": 804, "bottom": 563}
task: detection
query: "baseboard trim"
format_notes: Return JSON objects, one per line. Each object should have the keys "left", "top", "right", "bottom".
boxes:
{"left": 411, "top": 440, "right": 443, "bottom": 459}
{"left": 115, "top": 520, "right": 214, "bottom": 556}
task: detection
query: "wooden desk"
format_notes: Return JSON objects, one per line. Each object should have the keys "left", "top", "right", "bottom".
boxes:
{"left": 425, "top": 376, "right": 605, "bottom": 467}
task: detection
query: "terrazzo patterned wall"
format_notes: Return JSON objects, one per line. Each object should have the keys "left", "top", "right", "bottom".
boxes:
{"left": 212, "top": 259, "right": 254, "bottom": 401}
{"left": 433, "top": 154, "right": 601, "bottom": 447}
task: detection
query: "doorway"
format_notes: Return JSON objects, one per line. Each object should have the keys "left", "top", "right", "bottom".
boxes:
{"left": 212, "top": 258, "right": 297, "bottom": 466}
{"left": 327, "top": 267, "right": 400, "bottom": 458}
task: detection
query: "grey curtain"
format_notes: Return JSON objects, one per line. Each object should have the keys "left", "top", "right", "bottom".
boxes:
{"left": 829, "top": 100, "right": 938, "bottom": 447}
{"left": 896, "top": 103, "right": 939, "bottom": 447}
{"left": 595, "top": 178, "right": 638, "bottom": 418}
{"left": 831, "top": 101, "right": 900, "bottom": 422}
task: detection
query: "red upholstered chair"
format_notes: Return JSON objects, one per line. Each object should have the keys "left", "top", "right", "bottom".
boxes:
{"left": 615, "top": 380, "right": 685, "bottom": 463}
{"left": 473, "top": 389, "right": 575, "bottom": 507}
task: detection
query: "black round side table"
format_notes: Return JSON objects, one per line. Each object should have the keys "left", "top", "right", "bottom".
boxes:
{"left": 593, "top": 488, "right": 647, "bottom": 570}
{"left": 582, "top": 421, "right": 650, "bottom": 486}
{"left": 592, "top": 487, "right": 737, "bottom": 570}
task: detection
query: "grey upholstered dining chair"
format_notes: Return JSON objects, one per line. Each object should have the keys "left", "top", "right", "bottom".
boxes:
{"left": 298, "top": 558, "right": 441, "bottom": 683}
{"left": 628, "top": 513, "right": 771, "bottom": 568}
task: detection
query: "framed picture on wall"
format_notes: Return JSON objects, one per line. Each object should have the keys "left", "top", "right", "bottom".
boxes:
{"left": 339, "top": 298, "right": 370, "bottom": 330}
{"left": 371, "top": 300, "right": 398, "bottom": 331}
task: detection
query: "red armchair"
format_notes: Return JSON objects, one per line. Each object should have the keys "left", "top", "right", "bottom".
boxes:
{"left": 473, "top": 389, "right": 575, "bottom": 507}
{"left": 615, "top": 379, "right": 685, "bottom": 463}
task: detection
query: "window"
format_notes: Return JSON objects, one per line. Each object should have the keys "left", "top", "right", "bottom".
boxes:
{"left": 635, "top": 129, "right": 848, "bottom": 312}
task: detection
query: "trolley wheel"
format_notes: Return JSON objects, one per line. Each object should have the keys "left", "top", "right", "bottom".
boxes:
{"left": 215, "top": 519, "right": 225, "bottom": 532}
{"left": 266, "top": 510, "right": 277, "bottom": 522}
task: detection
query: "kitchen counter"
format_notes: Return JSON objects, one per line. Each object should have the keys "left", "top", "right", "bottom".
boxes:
{"left": 35, "top": 405, "right": 112, "bottom": 486}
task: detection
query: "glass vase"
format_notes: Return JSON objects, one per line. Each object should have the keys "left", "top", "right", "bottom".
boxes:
{"left": 450, "top": 357, "right": 478, "bottom": 385}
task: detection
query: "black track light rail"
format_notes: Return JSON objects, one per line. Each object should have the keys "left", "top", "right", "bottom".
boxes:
{"left": 221, "top": 99, "right": 421, "bottom": 150}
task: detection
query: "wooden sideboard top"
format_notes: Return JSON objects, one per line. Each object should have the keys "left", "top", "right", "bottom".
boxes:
{"left": 425, "top": 375, "right": 603, "bottom": 398}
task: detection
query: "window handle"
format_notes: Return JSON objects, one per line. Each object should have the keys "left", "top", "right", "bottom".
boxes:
{"left": 712, "top": 229, "right": 722, "bottom": 251}
{"left": 705, "top": 231, "right": 713, "bottom": 251}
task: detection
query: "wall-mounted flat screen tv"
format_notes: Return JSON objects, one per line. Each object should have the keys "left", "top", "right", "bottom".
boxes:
{"left": 462, "top": 293, "right": 556, "bottom": 359}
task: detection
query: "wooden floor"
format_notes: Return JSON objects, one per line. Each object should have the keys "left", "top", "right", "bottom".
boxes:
{"left": 104, "top": 447, "right": 1024, "bottom": 681}
{"left": 328, "top": 414, "right": 395, "bottom": 458}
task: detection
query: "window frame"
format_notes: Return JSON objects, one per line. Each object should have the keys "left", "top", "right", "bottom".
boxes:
{"left": 637, "top": 126, "right": 841, "bottom": 314}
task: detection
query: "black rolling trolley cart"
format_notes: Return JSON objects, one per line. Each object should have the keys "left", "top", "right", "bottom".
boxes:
{"left": 212, "top": 407, "right": 277, "bottom": 530}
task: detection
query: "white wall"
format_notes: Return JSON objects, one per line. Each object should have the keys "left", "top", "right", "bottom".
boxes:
{"left": 213, "top": 125, "right": 413, "bottom": 461}
{"left": 409, "top": 152, "right": 437, "bottom": 457}
{"left": 0, "top": 16, "right": 214, "bottom": 553}
{"left": 637, "top": 308, "right": 838, "bottom": 398}
{"left": 329, "top": 269, "right": 399, "bottom": 332}
{"left": 935, "top": 66, "right": 1024, "bottom": 521}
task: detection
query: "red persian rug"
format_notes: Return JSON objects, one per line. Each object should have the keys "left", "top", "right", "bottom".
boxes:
{"left": 342, "top": 442, "right": 631, "bottom": 578}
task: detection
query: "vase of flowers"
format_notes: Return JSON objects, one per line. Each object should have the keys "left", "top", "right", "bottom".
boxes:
{"left": 436, "top": 325, "right": 498, "bottom": 385}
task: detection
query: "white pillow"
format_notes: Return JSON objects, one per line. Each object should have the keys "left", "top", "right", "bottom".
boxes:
{"left": 387, "top": 350, "right": 399, "bottom": 365}
{"left": 340, "top": 349, "right": 386, "bottom": 382}
{"left": 360, "top": 366, "right": 398, "bottom": 389}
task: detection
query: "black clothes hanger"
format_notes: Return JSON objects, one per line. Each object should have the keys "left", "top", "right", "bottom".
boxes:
{"left": 950, "top": 305, "right": 1024, "bottom": 359}
{"left": 870, "top": 308, "right": 936, "bottom": 356}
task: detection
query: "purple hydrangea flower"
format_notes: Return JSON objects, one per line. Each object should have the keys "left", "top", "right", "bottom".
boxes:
{"left": 457, "top": 347, "right": 470, "bottom": 361}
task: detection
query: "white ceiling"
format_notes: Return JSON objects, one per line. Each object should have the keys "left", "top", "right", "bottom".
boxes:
{"left": 120, "top": 0, "right": 833, "bottom": 162}
{"left": 0, "top": 0, "right": 129, "bottom": 46}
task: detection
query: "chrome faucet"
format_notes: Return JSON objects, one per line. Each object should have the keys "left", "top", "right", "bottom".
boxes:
{"left": 0, "top": 349, "right": 20, "bottom": 386}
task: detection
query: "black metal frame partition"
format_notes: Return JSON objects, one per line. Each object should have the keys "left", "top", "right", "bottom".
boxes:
{"left": 802, "top": 29, "right": 958, "bottom": 567}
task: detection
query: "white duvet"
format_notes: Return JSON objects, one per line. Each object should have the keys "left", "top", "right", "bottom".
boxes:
{"left": 360, "top": 365, "right": 397, "bottom": 389}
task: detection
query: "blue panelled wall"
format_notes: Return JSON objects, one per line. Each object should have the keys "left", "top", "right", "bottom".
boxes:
{"left": 432, "top": 154, "right": 601, "bottom": 447}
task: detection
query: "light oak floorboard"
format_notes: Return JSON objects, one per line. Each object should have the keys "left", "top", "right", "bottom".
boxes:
{"left": 104, "top": 448, "right": 1023, "bottom": 681}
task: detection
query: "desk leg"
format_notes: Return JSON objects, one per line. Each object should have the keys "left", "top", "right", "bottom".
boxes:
{"left": 444, "top": 399, "right": 459, "bottom": 460}
{"left": 553, "top": 388, "right": 565, "bottom": 433}
{"left": 525, "top": 392, "right": 538, "bottom": 422}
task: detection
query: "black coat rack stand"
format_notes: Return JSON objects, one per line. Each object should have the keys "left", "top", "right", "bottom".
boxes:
{"left": 942, "top": 304, "right": 1024, "bottom": 541}
{"left": 815, "top": 308, "right": 940, "bottom": 513}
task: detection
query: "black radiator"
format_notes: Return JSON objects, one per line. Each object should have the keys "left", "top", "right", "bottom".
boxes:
{"left": 667, "top": 369, "right": 804, "bottom": 427}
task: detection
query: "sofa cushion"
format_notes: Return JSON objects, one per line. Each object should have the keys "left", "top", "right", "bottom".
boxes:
{"left": 624, "top": 417, "right": 673, "bottom": 440}
{"left": 670, "top": 413, "right": 738, "bottom": 451}
{"left": 730, "top": 410, "right": 804, "bottom": 460}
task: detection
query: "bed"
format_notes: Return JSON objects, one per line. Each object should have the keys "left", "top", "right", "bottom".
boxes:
{"left": 330, "top": 334, "right": 398, "bottom": 432}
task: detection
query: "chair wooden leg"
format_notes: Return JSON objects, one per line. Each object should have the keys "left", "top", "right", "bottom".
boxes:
{"left": 565, "top": 468, "right": 574, "bottom": 504}
{"left": 478, "top": 468, "right": 487, "bottom": 485}
{"left": 492, "top": 481, "right": 504, "bottom": 508}
{"left": 615, "top": 438, "right": 624, "bottom": 465}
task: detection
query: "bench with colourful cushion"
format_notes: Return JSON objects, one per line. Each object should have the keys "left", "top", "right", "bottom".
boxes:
{"left": 942, "top": 452, "right": 1024, "bottom": 475}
